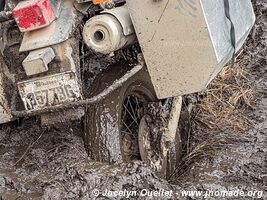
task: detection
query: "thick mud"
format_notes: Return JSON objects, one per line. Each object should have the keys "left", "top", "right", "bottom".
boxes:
{"left": 0, "top": 0, "right": 266, "bottom": 199}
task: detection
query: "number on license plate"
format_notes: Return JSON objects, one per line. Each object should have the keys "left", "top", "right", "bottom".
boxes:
{"left": 18, "top": 72, "right": 82, "bottom": 110}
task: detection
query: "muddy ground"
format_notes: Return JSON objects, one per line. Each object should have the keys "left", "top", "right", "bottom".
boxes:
{"left": 0, "top": 1, "right": 266, "bottom": 199}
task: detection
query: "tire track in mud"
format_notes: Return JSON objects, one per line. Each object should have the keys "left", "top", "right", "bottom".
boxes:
{"left": 0, "top": 121, "right": 185, "bottom": 199}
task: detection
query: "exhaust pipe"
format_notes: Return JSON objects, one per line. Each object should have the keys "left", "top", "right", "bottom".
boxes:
{"left": 83, "top": 6, "right": 136, "bottom": 55}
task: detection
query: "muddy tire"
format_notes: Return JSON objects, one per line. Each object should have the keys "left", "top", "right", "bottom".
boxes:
{"left": 84, "top": 63, "right": 156, "bottom": 162}
{"left": 84, "top": 63, "right": 181, "bottom": 178}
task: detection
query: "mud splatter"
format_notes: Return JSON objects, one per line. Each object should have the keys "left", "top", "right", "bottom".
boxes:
{"left": 0, "top": 0, "right": 266, "bottom": 199}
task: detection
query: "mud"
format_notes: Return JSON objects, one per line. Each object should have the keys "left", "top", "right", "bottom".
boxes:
{"left": 174, "top": 0, "right": 267, "bottom": 198}
{"left": 176, "top": 96, "right": 266, "bottom": 198}
{"left": 0, "top": 121, "right": 186, "bottom": 199}
{"left": 0, "top": 0, "right": 266, "bottom": 199}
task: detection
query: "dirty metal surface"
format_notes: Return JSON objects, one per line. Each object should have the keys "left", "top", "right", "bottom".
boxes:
{"left": 0, "top": 72, "right": 12, "bottom": 124}
{"left": 0, "top": 11, "right": 12, "bottom": 23}
{"left": 101, "top": 5, "right": 135, "bottom": 36}
{"left": 22, "top": 47, "right": 55, "bottom": 76}
{"left": 0, "top": 57, "right": 14, "bottom": 124}
{"left": 17, "top": 72, "right": 82, "bottom": 111}
{"left": 19, "top": 0, "right": 80, "bottom": 52}
{"left": 12, "top": 65, "right": 143, "bottom": 117}
{"left": 83, "top": 11, "right": 136, "bottom": 54}
{"left": 126, "top": 0, "right": 255, "bottom": 99}
{"left": 201, "top": 0, "right": 255, "bottom": 80}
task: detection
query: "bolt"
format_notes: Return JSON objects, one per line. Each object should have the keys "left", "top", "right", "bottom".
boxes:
{"left": 104, "top": 0, "right": 115, "bottom": 9}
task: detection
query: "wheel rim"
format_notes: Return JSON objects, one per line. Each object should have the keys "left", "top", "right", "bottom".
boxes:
{"left": 121, "top": 93, "right": 148, "bottom": 162}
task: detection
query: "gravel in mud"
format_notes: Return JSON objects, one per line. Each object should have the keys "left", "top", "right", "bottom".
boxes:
{"left": 0, "top": 1, "right": 266, "bottom": 199}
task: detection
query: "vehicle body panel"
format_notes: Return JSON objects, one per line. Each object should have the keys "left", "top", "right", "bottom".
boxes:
{"left": 126, "top": 0, "right": 255, "bottom": 99}
{"left": 19, "top": 0, "right": 80, "bottom": 52}
{"left": 0, "top": 0, "right": 256, "bottom": 125}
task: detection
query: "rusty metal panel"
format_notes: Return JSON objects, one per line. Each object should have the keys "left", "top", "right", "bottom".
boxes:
{"left": 126, "top": 0, "right": 255, "bottom": 99}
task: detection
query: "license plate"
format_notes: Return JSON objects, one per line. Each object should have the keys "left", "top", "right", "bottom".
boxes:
{"left": 17, "top": 72, "right": 82, "bottom": 111}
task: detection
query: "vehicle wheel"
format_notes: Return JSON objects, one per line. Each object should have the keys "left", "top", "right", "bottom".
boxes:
{"left": 84, "top": 63, "right": 182, "bottom": 178}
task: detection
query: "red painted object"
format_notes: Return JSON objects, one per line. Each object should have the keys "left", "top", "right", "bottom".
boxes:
{"left": 12, "top": 0, "right": 55, "bottom": 32}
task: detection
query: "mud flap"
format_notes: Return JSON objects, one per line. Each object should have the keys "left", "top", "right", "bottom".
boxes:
{"left": 126, "top": 0, "right": 255, "bottom": 99}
